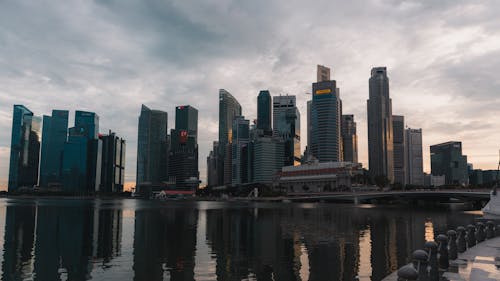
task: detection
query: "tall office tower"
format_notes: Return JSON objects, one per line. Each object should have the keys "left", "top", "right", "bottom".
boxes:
{"left": 430, "top": 141, "right": 468, "bottom": 185}
{"left": 136, "top": 105, "right": 169, "bottom": 190}
{"left": 405, "top": 128, "right": 424, "bottom": 186}
{"left": 218, "top": 89, "right": 242, "bottom": 186}
{"left": 273, "top": 95, "right": 301, "bottom": 166}
{"left": 169, "top": 105, "right": 199, "bottom": 190}
{"left": 231, "top": 116, "right": 250, "bottom": 185}
{"left": 341, "top": 115, "right": 358, "bottom": 163}
{"left": 252, "top": 136, "right": 285, "bottom": 183}
{"left": 317, "top": 65, "right": 331, "bottom": 82}
{"left": 99, "top": 131, "right": 126, "bottom": 193}
{"left": 257, "top": 90, "right": 272, "bottom": 134}
{"left": 206, "top": 141, "right": 219, "bottom": 187}
{"left": 392, "top": 115, "right": 405, "bottom": 185}
{"left": 8, "top": 105, "right": 41, "bottom": 191}
{"left": 311, "top": 67, "right": 342, "bottom": 162}
{"left": 62, "top": 111, "right": 101, "bottom": 193}
{"left": 39, "top": 110, "right": 69, "bottom": 188}
{"left": 367, "top": 67, "right": 394, "bottom": 183}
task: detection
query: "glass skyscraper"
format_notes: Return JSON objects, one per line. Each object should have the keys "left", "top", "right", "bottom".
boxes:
{"left": 169, "top": 105, "right": 199, "bottom": 190}
{"left": 136, "top": 105, "right": 169, "bottom": 190}
{"left": 39, "top": 110, "right": 69, "bottom": 188}
{"left": 231, "top": 116, "right": 250, "bottom": 185}
{"left": 430, "top": 141, "right": 468, "bottom": 185}
{"left": 257, "top": 90, "right": 272, "bottom": 134}
{"left": 341, "top": 114, "right": 358, "bottom": 163}
{"left": 273, "top": 95, "right": 301, "bottom": 166}
{"left": 392, "top": 115, "right": 405, "bottom": 185}
{"left": 8, "top": 105, "right": 41, "bottom": 191}
{"left": 367, "top": 67, "right": 394, "bottom": 183}
{"left": 99, "top": 131, "right": 126, "bottom": 193}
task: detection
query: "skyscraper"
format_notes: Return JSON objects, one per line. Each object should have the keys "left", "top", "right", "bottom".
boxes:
{"left": 367, "top": 67, "right": 394, "bottom": 183}
{"left": 62, "top": 111, "right": 101, "bottom": 193}
{"left": 231, "top": 116, "right": 250, "bottom": 185}
{"left": 206, "top": 141, "right": 219, "bottom": 187}
{"left": 251, "top": 136, "right": 284, "bottom": 183}
{"left": 405, "top": 128, "right": 424, "bottom": 186}
{"left": 392, "top": 115, "right": 405, "bottom": 185}
{"left": 257, "top": 90, "right": 272, "bottom": 134}
{"left": 8, "top": 105, "right": 41, "bottom": 191}
{"left": 39, "top": 110, "right": 69, "bottom": 188}
{"left": 169, "top": 105, "right": 199, "bottom": 190}
{"left": 317, "top": 65, "right": 331, "bottom": 82}
{"left": 341, "top": 115, "right": 358, "bottom": 163}
{"left": 218, "top": 89, "right": 242, "bottom": 186}
{"left": 311, "top": 66, "right": 342, "bottom": 162}
{"left": 273, "top": 95, "right": 301, "bottom": 166}
{"left": 99, "top": 131, "right": 126, "bottom": 193}
{"left": 136, "top": 105, "right": 169, "bottom": 189}
{"left": 430, "top": 141, "right": 468, "bottom": 185}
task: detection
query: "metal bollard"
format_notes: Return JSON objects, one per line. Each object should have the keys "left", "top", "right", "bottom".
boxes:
{"left": 437, "top": 234, "right": 449, "bottom": 269}
{"left": 486, "top": 221, "right": 495, "bottom": 239}
{"left": 466, "top": 224, "right": 476, "bottom": 247}
{"left": 397, "top": 264, "right": 419, "bottom": 281}
{"left": 424, "top": 241, "right": 439, "bottom": 281}
{"left": 456, "top": 226, "right": 467, "bottom": 253}
{"left": 447, "top": 230, "right": 458, "bottom": 260}
{"left": 476, "top": 222, "right": 486, "bottom": 242}
{"left": 412, "top": 249, "right": 429, "bottom": 281}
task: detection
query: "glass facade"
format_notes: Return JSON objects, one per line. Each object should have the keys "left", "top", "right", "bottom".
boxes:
{"left": 100, "top": 132, "right": 126, "bottom": 193}
{"left": 341, "top": 114, "right": 358, "bottom": 163}
{"left": 39, "top": 110, "right": 69, "bottom": 187}
{"left": 273, "top": 95, "right": 301, "bottom": 166}
{"left": 231, "top": 116, "right": 250, "bottom": 184}
{"left": 8, "top": 105, "right": 41, "bottom": 191}
{"left": 430, "top": 141, "right": 468, "bottom": 185}
{"left": 257, "top": 90, "right": 272, "bottom": 134}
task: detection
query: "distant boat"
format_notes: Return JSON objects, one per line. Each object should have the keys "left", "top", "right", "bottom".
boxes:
{"left": 482, "top": 152, "right": 500, "bottom": 216}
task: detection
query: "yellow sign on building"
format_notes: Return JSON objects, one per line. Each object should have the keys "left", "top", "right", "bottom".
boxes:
{"left": 315, "top": 89, "right": 332, "bottom": 95}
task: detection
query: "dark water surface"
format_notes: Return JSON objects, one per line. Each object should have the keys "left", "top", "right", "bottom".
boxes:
{"left": 0, "top": 198, "right": 481, "bottom": 281}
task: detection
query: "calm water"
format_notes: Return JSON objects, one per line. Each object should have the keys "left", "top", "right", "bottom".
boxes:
{"left": 0, "top": 198, "right": 481, "bottom": 281}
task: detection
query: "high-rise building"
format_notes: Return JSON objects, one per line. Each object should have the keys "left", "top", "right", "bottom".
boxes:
{"left": 99, "top": 131, "right": 126, "bottom": 193}
{"left": 257, "top": 90, "right": 272, "bottom": 134}
{"left": 341, "top": 115, "right": 358, "bottom": 163}
{"left": 307, "top": 100, "right": 312, "bottom": 149}
{"left": 405, "top": 128, "right": 424, "bottom": 186}
{"left": 392, "top": 115, "right": 405, "bottom": 185}
{"left": 169, "top": 105, "right": 199, "bottom": 190}
{"left": 136, "top": 105, "right": 169, "bottom": 189}
{"left": 251, "top": 136, "right": 285, "bottom": 183}
{"left": 317, "top": 65, "right": 331, "bottom": 82}
{"left": 206, "top": 141, "right": 219, "bottom": 187}
{"left": 311, "top": 66, "right": 342, "bottom": 162}
{"left": 231, "top": 116, "right": 250, "bottom": 185}
{"left": 273, "top": 95, "right": 301, "bottom": 166}
{"left": 218, "top": 89, "right": 242, "bottom": 186}
{"left": 39, "top": 110, "right": 69, "bottom": 188}
{"left": 62, "top": 111, "right": 101, "bottom": 193}
{"left": 367, "top": 67, "right": 394, "bottom": 183}
{"left": 430, "top": 141, "right": 468, "bottom": 186}
{"left": 8, "top": 105, "right": 41, "bottom": 191}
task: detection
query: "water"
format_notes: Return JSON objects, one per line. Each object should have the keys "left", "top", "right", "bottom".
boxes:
{"left": 0, "top": 198, "right": 481, "bottom": 281}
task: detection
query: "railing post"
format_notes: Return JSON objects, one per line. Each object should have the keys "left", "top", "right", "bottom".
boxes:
{"left": 397, "top": 264, "right": 418, "bottom": 281}
{"left": 466, "top": 224, "right": 476, "bottom": 247}
{"left": 486, "top": 221, "right": 495, "bottom": 239}
{"left": 437, "top": 234, "right": 449, "bottom": 269}
{"left": 447, "top": 230, "right": 458, "bottom": 260}
{"left": 424, "top": 241, "right": 439, "bottom": 281}
{"left": 476, "top": 222, "right": 485, "bottom": 243}
{"left": 412, "top": 249, "right": 429, "bottom": 281}
{"left": 456, "top": 226, "right": 467, "bottom": 253}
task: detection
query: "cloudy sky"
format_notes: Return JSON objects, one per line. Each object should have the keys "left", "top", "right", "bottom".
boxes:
{"left": 0, "top": 0, "right": 499, "bottom": 189}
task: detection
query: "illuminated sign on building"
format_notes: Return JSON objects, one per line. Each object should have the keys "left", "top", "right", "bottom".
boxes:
{"left": 315, "top": 89, "right": 332, "bottom": 95}
{"left": 180, "top": 130, "right": 188, "bottom": 144}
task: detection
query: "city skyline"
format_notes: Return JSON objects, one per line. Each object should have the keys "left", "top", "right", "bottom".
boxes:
{"left": 1, "top": 1, "right": 500, "bottom": 189}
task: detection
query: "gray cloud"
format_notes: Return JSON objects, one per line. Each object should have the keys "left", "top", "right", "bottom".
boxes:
{"left": 0, "top": 0, "right": 499, "bottom": 188}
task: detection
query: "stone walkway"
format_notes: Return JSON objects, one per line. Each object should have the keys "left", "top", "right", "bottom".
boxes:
{"left": 382, "top": 236, "right": 500, "bottom": 281}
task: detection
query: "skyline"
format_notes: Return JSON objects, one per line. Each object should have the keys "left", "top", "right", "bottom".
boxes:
{"left": 1, "top": 1, "right": 500, "bottom": 189}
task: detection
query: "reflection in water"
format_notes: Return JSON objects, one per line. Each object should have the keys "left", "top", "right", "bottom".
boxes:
{"left": 0, "top": 199, "right": 481, "bottom": 281}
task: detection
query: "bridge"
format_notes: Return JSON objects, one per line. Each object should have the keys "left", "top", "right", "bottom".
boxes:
{"left": 244, "top": 190, "right": 491, "bottom": 204}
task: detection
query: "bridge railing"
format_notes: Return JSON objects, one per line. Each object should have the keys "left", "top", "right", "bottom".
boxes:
{"left": 393, "top": 221, "right": 500, "bottom": 281}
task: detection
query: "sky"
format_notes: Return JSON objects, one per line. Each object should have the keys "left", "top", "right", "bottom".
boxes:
{"left": 0, "top": 0, "right": 499, "bottom": 190}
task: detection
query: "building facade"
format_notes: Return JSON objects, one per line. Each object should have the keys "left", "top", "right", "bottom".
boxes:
{"left": 341, "top": 115, "right": 358, "bottom": 163}
{"left": 430, "top": 141, "right": 468, "bottom": 186}
{"left": 39, "top": 110, "right": 69, "bottom": 188}
{"left": 405, "top": 128, "right": 424, "bottom": 186}
{"left": 99, "top": 131, "right": 126, "bottom": 193}
{"left": 231, "top": 116, "right": 250, "bottom": 185}
{"left": 206, "top": 141, "right": 219, "bottom": 187}
{"left": 257, "top": 90, "right": 272, "bottom": 134}
{"left": 251, "top": 136, "right": 285, "bottom": 183}
{"left": 8, "top": 105, "right": 41, "bottom": 191}
{"left": 392, "top": 115, "right": 405, "bottom": 185}
{"left": 367, "top": 67, "right": 394, "bottom": 183}
{"left": 136, "top": 105, "right": 169, "bottom": 189}
{"left": 273, "top": 95, "right": 301, "bottom": 166}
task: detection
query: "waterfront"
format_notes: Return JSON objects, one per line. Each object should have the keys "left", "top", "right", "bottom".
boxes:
{"left": 0, "top": 198, "right": 482, "bottom": 281}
